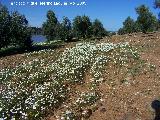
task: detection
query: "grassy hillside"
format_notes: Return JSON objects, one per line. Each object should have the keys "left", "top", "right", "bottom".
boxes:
{"left": 0, "top": 32, "right": 160, "bottom": 120}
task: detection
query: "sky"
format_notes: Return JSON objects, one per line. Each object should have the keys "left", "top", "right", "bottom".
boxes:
{"left": 1, "top": 0, "right": 160, "bottom": 31}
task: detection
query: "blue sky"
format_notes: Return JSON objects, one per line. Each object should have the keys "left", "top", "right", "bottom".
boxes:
{"left": 1, "top": 0, "right": 160, "bottom": 31}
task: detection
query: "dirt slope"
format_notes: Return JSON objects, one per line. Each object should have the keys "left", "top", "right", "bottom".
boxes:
{"left": 0, "top": 32, "right": 160, "bottom": 120}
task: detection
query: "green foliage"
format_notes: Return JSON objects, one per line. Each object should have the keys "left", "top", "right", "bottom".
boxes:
{"left": 123, "top": 17, "right": 141, "bottom": 33}
{"left": 29, "top": 27, "right": 42, "bottom": 35}
{"left": 10, "top": 11, "right": 32, "bottom": 48}
{"left": 118, "top": 5, "right": 158, "bottom": 34}
{"left": 42, "top": 11, "right": 73, "bottom": 42}
{"left": 42, "top": 10, "right": 58, "bottom": 41}
{"left": 58, "top": 17, "right": 73, "bottom": 41}
{"left": 136, "top": 5, "right": 158, "bottom": 33}
{"left": 118, "top": 17, "right": 141, "bottom": 35}
{"left": 0, "top": 4, "right": 32, "bottom": 50}
{"left": 72, "top": 16, "right": 82, "bottom": 38}
{"left": 42, "top": 11, "right": 108, "bottom": 41}
{"left": 155, "top": 0, "right": 160, "bottom": 8}
{"left": 92, "top": 19, "right": 107, "bottom": 38}
{"left": 0, "top": 4, "right": 11, "bottom": 48}
{"left": 118, "top": 28, "right": 125, "bottom": 35}
{"left": 81, "top": 15, "right": 92, "bottom": 38}
{"left": 73, "top": 15, "right": 92, "bottom": 39}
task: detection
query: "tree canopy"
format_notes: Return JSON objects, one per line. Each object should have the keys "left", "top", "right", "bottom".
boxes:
{"left": 0, "top": 5, "right": 10, "bottom": 48}
{"left": 42, "top": 10, "right": 58, "bottom": 41}
{"left": 72, "top": 15, "right": 92, "bottom": 38}
{"left": 0, "top": 4, "right": 32, "bottom": 49}
{"left": 118, "top": 17, "right": 141, "bottom": 34}
{"left": 136, "top": 5, "right": 158, "bottom": 33}
{"left": 92, "top": 19, "right": 107, "bottom": 37}
{"left": 118, "top": 5, "right": 158, "bottom": 34}
{"left": 42, "top": 11, "right": 108, "bottom": 41}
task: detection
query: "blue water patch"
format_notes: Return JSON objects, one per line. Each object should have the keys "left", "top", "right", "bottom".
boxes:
{"left": 31, "top": 35, "right": 47, "bottom": 43}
